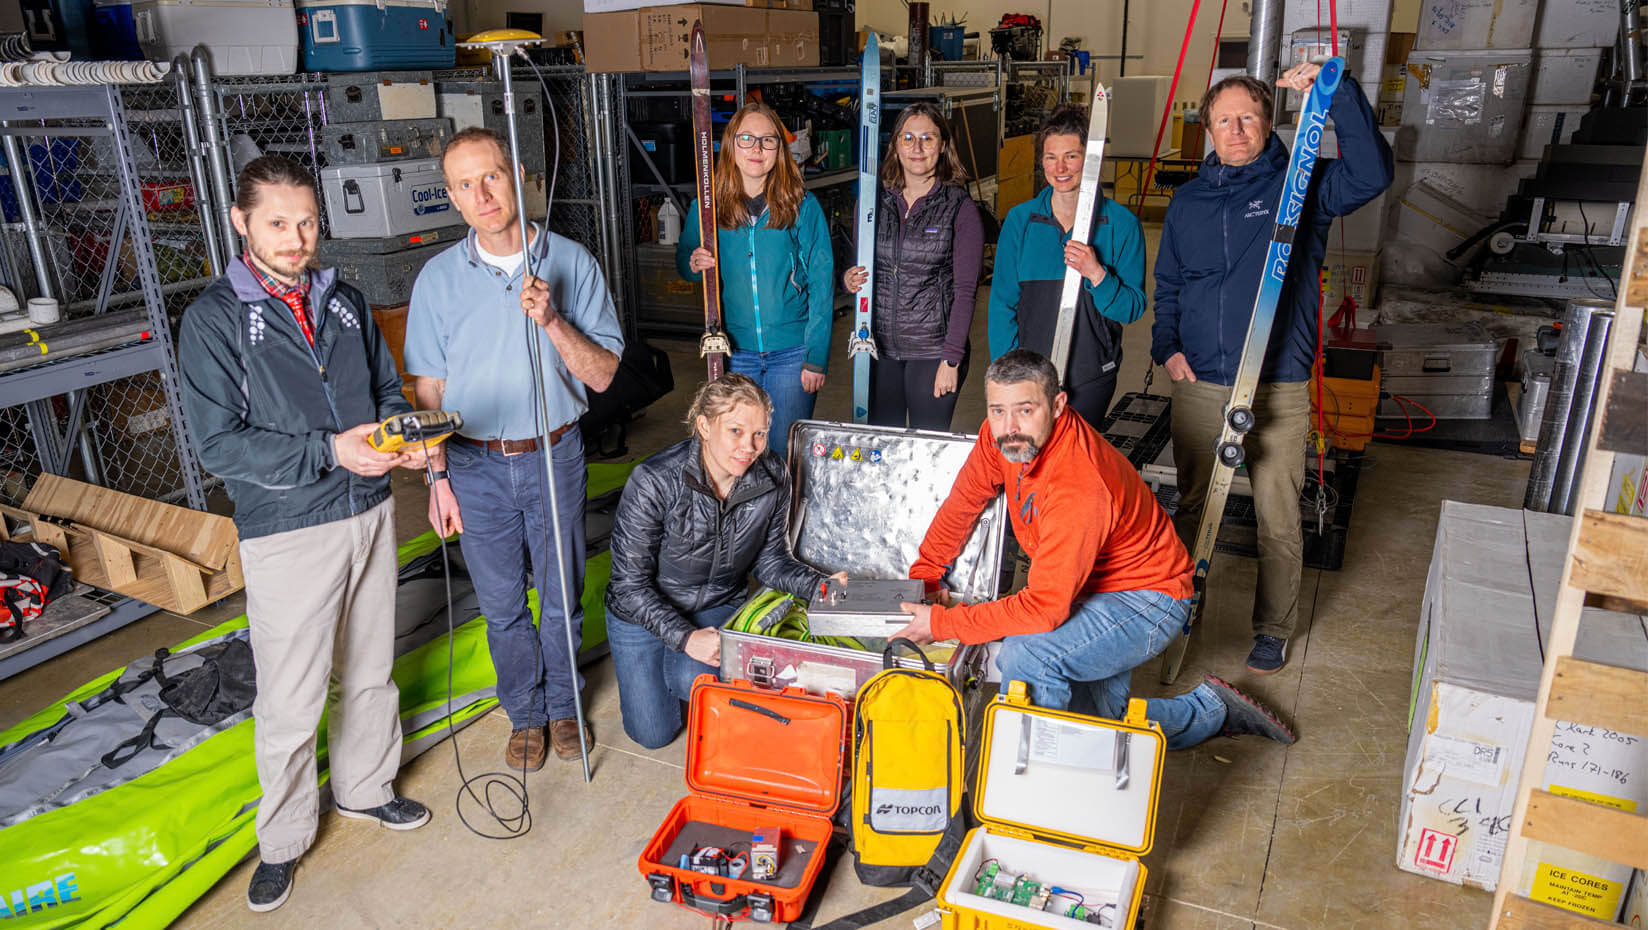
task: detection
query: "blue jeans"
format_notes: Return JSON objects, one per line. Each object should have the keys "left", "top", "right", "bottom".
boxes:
{"left": 995, "top": 589, "right": 1226, "bottom": 750}
{"left": 606, "top": 601, "right": 739, "bottom": 749}
{"left": 730, "top": 344, "right": 814, "bottom": 459}
{"left": 446, "top": 430, "right": 587, "bottom": 728}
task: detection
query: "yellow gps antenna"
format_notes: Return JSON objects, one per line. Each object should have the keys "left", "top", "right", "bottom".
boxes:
{"left": 455, "top": 29, "right": 595, "bottom": 787}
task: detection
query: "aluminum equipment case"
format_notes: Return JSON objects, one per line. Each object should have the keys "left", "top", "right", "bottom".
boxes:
{"left": 321, "top": 117, "right": 452, "bottom": 165}
{"left": 1375, "top": 321, "right": 1498, "bottom": 420}
{"left": 323, "top": 70, "right": 438, "bottom": 122}
{"left": 932, "top": 684, "right": 1163, "bottom": 930}
{"left": 297, "top": 0, "right": 455, "bottom": 71}
{"left": 435, "top": 80, "right": 546, "bottom": 172}
{"left": 639, "top": 675, "right": 848, "bottom": 924}
{"left": 320, "top": 157, "right": 452, "bottom": 239}
{"left": 718, "top": 420, "right": 1007, "bottom": 700}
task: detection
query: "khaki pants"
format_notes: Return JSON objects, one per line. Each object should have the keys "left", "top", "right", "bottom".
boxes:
{"left": 240, "top": 499, "right": 401, "bottom": 862}
{"left": 1169, "top": 378, "right": 1310, "bottom": 640}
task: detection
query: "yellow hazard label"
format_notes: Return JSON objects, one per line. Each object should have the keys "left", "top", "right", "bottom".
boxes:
{"left": 1531, "top": 863, "right": 1626, "bottom": 918}
{"left": 1548, "top": 784, "right": 1638, "bottom": 812}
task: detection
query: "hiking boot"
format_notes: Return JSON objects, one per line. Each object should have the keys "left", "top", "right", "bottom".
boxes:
{"left": 505, "top": 726, "right": 547, "bottom": 771}
{"left": 1204, "top": 675, "right": 1296, "bottom": 745}
{"left": 550, "top": 717, "right": 593, "bottom": 761}
{"left": 337, "top": 796, "right": 431, "bottom": 831}
{"left": 246, "top": 859, "right": 295, "bottom": 913}
{"left": 1245, "top": 635, "right": 1289, "bottom": 674}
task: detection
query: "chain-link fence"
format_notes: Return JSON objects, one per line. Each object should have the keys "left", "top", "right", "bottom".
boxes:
{"left": 0, "top": 404, "right": 41, "bottom": 506}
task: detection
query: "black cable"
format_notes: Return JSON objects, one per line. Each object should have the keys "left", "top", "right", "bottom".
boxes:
{"left": 419, "top": 433, "right": 534, "bottom": 840}
{"left": 1575, "top": 201, "right": 1618, "bottom": 300}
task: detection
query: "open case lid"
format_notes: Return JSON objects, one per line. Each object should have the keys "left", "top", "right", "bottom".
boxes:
{"left": 785, "top": 421, "right": 1008, "bottom": 605}
{"left": 974, "top": 684, "right": 1164, "bottom": 856}
{"left": 684, "top": 675, "right": 848, "bottom": 817}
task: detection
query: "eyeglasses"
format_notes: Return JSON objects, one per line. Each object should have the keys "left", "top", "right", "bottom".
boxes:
{"left": 898, "top": 132, "right": 940, "bottom": 150}
{"left": 734, "top": 133, "right": 782, "bottom": 151}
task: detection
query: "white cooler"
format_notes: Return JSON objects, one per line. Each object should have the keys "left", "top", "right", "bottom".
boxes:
{"left": 132, "top": 0, "right": 299, "bottom": 76}
{"left": 321, "top": 158, "right": 453, "bottom": 239}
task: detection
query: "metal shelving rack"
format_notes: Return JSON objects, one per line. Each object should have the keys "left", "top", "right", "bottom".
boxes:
{"left": 0, "top": 79, "right": 213, "bottom": 678}
{"left": 615, "top": 64, "right": 864, "bottom": 337}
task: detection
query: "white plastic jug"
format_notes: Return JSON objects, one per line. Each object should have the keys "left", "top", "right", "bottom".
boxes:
{"left": 658, "top": 197, "right": 682, "bottom": 246}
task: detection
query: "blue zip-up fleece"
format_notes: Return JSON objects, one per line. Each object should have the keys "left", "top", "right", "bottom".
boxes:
{"left": 178, "top": 261, "right": 412, "bottom": 539}
{"left": 989, "top": 187, "right": 1148, "bottom": 389}
{"left": 676, "top": 193, "right": 835, "bottom": 373}
{"left": 1151, "top": 74, "right": 1393, "bottom": 385}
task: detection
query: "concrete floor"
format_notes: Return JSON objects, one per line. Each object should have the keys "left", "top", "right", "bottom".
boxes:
{"left": 0, "top": 222, "right": 1534, "bottom": 929}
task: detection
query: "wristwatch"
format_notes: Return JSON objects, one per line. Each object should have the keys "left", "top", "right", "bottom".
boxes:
{"left": 424, "top": 469, "right": 450, "bottom": 485}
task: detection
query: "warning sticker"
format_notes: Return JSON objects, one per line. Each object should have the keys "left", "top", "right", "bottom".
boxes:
{"left": 1530, "top": 863, "right": 1626, "bottom": 919}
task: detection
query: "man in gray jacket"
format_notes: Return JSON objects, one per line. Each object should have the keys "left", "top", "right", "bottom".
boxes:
{"left": 178, "top": 156, "right": 431, "bottom": 914}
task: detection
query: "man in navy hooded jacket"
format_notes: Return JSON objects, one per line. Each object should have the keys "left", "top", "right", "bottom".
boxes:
{"left": 1151, "top": 61, "right": 1392, "bottom": 675}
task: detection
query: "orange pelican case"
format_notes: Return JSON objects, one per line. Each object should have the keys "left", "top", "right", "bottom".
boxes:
{"left": 638, "top": 674, "right": 848, "bottom": 923}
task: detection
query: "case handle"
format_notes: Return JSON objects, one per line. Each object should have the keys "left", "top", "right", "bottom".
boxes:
{"left": 678, "top": 883, "right": 749, "bottom": 918}
{"left": 341, "top": 180, "right": 364, "bottom": 215}
{"left": 883, "top": 637, "right": 933, "bottom": 671}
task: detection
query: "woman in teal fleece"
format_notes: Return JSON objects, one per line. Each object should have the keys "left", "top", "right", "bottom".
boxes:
{"left": 990, "top": 105, "right": 1148, "bottom": 429}
{"left": 678, "top": 102, "right": 835, "bottom": 457}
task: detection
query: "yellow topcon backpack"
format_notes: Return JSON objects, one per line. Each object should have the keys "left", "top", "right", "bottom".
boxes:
{"left": 849, "top": 638, "right": 966, "bottom": 887}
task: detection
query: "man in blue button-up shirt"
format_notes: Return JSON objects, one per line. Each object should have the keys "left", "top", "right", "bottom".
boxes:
{"left": 405, "top": 127, "right": 624, "bottom": 770}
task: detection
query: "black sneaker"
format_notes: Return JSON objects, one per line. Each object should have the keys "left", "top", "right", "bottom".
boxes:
{"left": 1245, "top": 635, "right": 1289, "bottom": 674}
{"left": 336, "top": 796, "right": 431, "bottom": 831}
{"left": 1204, "top": 675, "right": 1296, "bottom": 745}
{"left": 246, "top": 859, "right": 295, "bottom": 913}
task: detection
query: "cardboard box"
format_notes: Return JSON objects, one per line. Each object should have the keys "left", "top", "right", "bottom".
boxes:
{"left": 641, "top": 4, "right": 771, "bottom": 70}
{"left": 998, "top": 134, "right": 1035, "bottom": 179}
{"left": 584, "top": 0, "right": 769, "bottom": 11}
{"left": 766, "top": 9, "right": 818, "bottom": 67}
{"left": 1398, "top": 502, "right": 1648, "bottom": 914}
{"left": 1415, "top": 0, "right": 1537, "bottom": 50}
{"left": 1605, "top": 347, "right": 1648, "bottom": 517}
{"left": 1320, "top": 248, "right": 1380, "bottom": 312}
{"left": 581, "top": 11, "right": 643, "bottom": 71}
{"left": 995, "top": 174, "right": 1034, "bottom": 217}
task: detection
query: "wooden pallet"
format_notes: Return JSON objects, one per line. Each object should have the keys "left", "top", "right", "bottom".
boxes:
{"left": 0, "top": 474, "right": 242, "bottom": 614}
{"left": 1488, "top": 151, "right": 1648, "bottom": 929}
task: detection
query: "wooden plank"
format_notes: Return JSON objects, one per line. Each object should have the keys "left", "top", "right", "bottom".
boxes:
{"left": 161, "top": 554, "right": 207, "bottom": 614}
{"left": 1627, "top": 231, "right": 1648, "bottom": 305}
{"left": 1496, "top": 895, "right": 1626, "bottom": 930}
{"left": 90, "top": 531, "right": 137, "bottom": 587}
{"left": 1568, "top": 509, "right": 1648, "bottom": 606}
{"left": 1547, "top": 656, "right": 1648, "bottom": 745}
{"left": 1598, "top": 369, "right": 1647, "bottom": 456}
{"left": 1522, "top": 788, "right": 1648, "bottom": 870}
{"left": 23, "top": 473, "right": 238, "bottom": 570}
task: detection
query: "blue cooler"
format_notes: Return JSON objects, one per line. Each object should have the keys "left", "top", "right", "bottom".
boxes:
{"left": 92, "top": 0, "right": 146, "bottom": 60}
{"left": 297, "top": 0, "right": 456, "bottom": 72}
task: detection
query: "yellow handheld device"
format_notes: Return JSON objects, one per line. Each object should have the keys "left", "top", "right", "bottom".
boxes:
{"left": 369, "top": 410, "right": 464, "bottom": 453}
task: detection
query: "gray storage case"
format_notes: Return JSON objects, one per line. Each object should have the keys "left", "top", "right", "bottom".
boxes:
{"left": 719, "top": 420, "right": 1008, "bottom": 699}
{"left": 318, "top": 239, "right": 448, "bottom": 306}
{"left": 323, "top": 71, "right": 438, "bottom": 122}
{"left": 320, "top": 158, "right": 453, "bottom": 239}
{"left": 322, "top": 117, "right": 452, "bottom": 165}
{"left": 435, "top": 80, "right": 546, "bottom": 172}
{"left": 1375, "top": 321, "right": 1497, "bottom": 420}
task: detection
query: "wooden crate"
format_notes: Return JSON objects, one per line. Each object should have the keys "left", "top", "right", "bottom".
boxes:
{"left": 0, "top": 474, "right": 242, "bottom": 614}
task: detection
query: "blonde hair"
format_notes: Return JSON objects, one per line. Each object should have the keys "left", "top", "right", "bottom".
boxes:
{"left": 686, "top": 373, "right": 773, "bottom": 437}
{"left": 714, "top": 103, "right": 805, "bottom": 230}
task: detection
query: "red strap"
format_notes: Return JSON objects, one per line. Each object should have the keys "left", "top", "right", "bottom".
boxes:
{"left": 1205, "top": 0, "right": 1232, "bottom": 90}
{"left": 1134, "top": 0, "right": 1203, "bottom": 218}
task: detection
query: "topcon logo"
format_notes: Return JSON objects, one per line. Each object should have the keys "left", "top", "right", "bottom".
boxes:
{"left": 876, "top": 803, "right": 943, "bottom": 816}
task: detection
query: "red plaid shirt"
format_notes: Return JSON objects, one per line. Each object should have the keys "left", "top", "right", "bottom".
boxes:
{"left": 242, "top": 252, "right": 316, "bottom": 347}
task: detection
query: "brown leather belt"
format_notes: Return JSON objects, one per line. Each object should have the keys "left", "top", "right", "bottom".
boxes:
{"left": 455, "top": 423, "right": 574, "bottom": 456}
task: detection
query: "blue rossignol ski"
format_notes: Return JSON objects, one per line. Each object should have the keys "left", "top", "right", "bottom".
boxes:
{"left": 1160, "top": 57, "right": 1345, "bottom": 684}
{"left": 849, "top": 34, "right": 880, "bottom": 423}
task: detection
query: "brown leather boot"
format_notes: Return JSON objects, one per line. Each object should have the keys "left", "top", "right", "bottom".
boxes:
{"left": 549, "top": 718, "right": 592, "bottom": 761}
{"left": 505, "top": 726, "right": 547, "bottom": 771}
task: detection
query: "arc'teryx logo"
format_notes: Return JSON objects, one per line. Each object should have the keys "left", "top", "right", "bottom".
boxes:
{"left": 1248, "top": 199, "right": 1264, "bottom": 211}
{"left": 876, "top": 802, "right": 944, "bottom": 816}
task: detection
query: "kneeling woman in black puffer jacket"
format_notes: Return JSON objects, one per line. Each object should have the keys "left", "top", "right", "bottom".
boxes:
{"left": 605, "top": 374, "right": 842, "bottom": 749}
